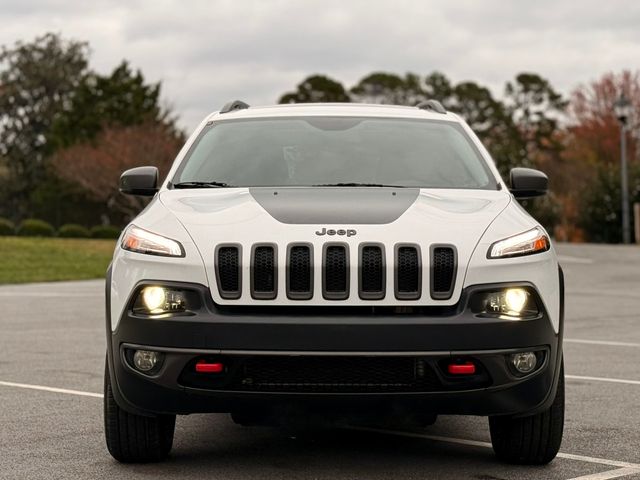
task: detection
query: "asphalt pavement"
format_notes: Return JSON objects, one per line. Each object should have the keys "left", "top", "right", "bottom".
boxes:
{"left": 0, "top": 243, "right": 639, "bottom": 479}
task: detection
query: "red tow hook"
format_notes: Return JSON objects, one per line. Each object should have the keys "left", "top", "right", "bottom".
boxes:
{"left": 447, "top": 361, "right": 476, "bottom": 375}
{"left": 195, "top": 360, "right": 224, "bottom": 373}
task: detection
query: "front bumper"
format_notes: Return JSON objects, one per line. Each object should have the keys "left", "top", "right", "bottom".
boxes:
{"left": 106, "top": 276, "right": 564, "bottom": 418}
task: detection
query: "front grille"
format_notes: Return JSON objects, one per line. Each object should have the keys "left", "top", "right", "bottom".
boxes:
{"left": 323, "top": 245, "right": 349, "bottom": 300}
{"left": 431, "top": 246, "right": 456, "bottom": 299}
{"left": 216, "top": 246, "right": 241, "bottom": 299}
{"left": 359, "top": 245, "right": 385, "bottom": 299}
{"left": 214, "top": 242, "right": 456, "bottom": 302}
{"left": 395, "top": 245, "right": 421, "bottom": 300}
{"left": 227, "top": 355, "right": 442, "bottom": 393}
{"left": 287, "top": 245, "right": 313, "bottom": 300}
{"left": 251, "top": 245, "right": 276, "bottom": 299}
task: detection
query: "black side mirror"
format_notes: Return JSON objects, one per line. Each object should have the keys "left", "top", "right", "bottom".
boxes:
{"left": 119, "top": 166, "right": 159, "bottom": 196}
{"left": 509, "top": 167, "right": 548, "bottom": 199}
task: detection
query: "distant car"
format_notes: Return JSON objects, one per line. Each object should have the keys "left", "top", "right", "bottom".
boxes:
{"left": 105, "top": 100, "right": 564, "bottom": 464}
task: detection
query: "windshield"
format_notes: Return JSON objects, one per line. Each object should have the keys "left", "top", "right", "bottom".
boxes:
{"left": 171, "top": 117, "right": 497, "bottom": 189}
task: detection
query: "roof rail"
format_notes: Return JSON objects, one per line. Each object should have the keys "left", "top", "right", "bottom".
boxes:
{"left": 416, "top": 99, "right": 446, "bottom": 114}
{"left": 220, "top": 100, "right": 250, "bottom": 114}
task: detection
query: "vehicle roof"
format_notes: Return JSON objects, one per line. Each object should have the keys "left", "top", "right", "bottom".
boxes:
{"left": 206, "top": 103, "right": 461, "bottom": 123}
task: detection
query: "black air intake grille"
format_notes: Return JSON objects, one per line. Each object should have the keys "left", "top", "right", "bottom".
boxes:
{"left": 226, "top": 356, "right": 442, "bottom": 393}
{"left": 323, "top": 245, "right": 349, "bottom": 299}
{"left": 287, "top": 245, "right": 312, "bottom": 300}
{"left": 216, "top": 246, "right": 241, "bottom": 298}
{"left": 251, "top": 245, "right": 276, "bottom": 299}
{"left": 431, "top": 246, "right": 456, "bottom": 299}
{"left": 396, "top": 246, "right": 421, "bottom": 300}
{"left": 360, "top": 245, "right": 385, "bottom": 299}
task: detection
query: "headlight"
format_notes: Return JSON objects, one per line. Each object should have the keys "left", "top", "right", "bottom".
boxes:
{"left": 469, "top": 287, "right": 540, "bottom": 319}
{"left": 121, "top": 225, "right": 184, "bottom": 257}
{"left": 488, "top": 227, "right": 550, "bottom": 259}
{"left": 134, "top": 286, "right": 187, "bottom": 315}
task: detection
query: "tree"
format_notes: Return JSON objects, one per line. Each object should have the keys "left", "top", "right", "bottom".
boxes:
{"left": 565, "top": 70, "right": 640, "bottom": 242}
{"left": 505, "top": 73, "right": 567, "bottom": 162}
{"left": 50, "top": 61, "right": 175, "bottom": 149}
{"left": 0, "top": 33, "right": 89, "bottom": 218}
{"left": 279, "top": 75, "right": 350, "bottom": 103}
{"left": 52, "top": 121, "right": 183, "bottom": 221}
{"left": 350, "top": 72, "right": 425, "bottom": 105}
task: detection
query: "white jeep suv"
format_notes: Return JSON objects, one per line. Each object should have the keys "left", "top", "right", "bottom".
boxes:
{"left": 105, "top": 100, "right": 564, "bottom": 464}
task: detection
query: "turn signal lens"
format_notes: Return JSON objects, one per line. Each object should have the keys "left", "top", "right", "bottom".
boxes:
{"left": 121, "top": 225, "right": 184, "bottom": 257}
{"left": 488, "top": 227, "right": 550, "bottom": 259}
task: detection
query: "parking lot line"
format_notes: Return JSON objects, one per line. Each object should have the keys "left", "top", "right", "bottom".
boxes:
{"left": 565, "top": 339, "right": 640, "bottom": 348}
{"left": 569, "top": 467, "right": 640, "bottom": 480}
{"left": 566, "top": 375, "right": 640, "bottom": 386}
{"left": 0, "top": 380, "right": 103, "bottom": 398}
{"left": 350, "top": 427, "right": 640, "bottom": 470}
{"left": 566, "top": 466, "right": 640, "bottom": 480}
{"left": 2, "top": 379, "right": 639, "bottom": 476}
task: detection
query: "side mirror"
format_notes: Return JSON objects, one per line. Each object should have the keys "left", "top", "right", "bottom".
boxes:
{"left": 119, "top": 166, "right": 159, "bottom": 196}
{"left": 509, "top": 167, "right": 548, "bottom": 199}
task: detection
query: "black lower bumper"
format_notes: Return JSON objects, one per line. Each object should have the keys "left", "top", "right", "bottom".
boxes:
{"left": 106, "top": 277, "right": 564, "bottom": 419}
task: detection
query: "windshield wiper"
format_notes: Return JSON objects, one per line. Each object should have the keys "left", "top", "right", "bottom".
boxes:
{"left": 313, "top": 182, "right": 406, "bottom": 188}
{"left": 172, "top": 181, "right": 232, "bottom": 189}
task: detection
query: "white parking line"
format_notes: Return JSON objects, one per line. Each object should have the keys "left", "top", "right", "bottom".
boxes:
{"left": 2, "top": 379, "right": 640, "bottom": 478}
{"left": 566, "top": 466, "right": 640, "bottom": 480}
{"left": 0, "top": 380, "right": 103, "bottom": 398}
{"left": 565, "top": 339, "right": 640, "bottom": 348}
{"left": 566, "top": 375, "right": 640, "bottom": 386}
{"left": 351, "top": 427, "right": 640, "bottom": 473}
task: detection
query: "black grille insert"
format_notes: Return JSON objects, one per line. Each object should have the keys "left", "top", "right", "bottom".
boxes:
{"left": 251, "top": 245, "right": 277, "bottom": 299}
{"left": 395, "top": 245, "right": 421, "bottom": 300}
{"left": 228, "top": 356, "right": 442, "bottom": 393}
{"left": 431, "top": 246, "right": 456, "bottom": 299}
{"left": 323, "top": 244, "right": 349, "bottom": 300}
{"left": 359, "top": 245, "right": 385, "bottom": 299}
{"left": 216, "top": 246, "right": 241, "bottom": 299}
{"left": 287, "top": 245, "right": 313, "bottom": 300}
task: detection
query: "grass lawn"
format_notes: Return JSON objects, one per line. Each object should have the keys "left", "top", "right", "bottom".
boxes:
{"left": 0, "top": 236, "right": 116, "bottom": 284}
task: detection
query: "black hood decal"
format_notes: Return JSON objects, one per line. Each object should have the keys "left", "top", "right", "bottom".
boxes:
{"left": 249, "top": 187, "right": 419, "bottom": 224}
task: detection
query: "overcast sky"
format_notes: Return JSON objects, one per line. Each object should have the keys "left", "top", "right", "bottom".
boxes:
{"left": 1, "top": 0, "right": 639, "bottom": 131}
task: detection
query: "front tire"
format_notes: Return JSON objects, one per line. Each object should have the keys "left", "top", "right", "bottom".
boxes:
{"left": 489, "top": 362, "right": 564, "bottom": 465}
{"left": 104, "top": 362, "right": 176, "bottom": 463}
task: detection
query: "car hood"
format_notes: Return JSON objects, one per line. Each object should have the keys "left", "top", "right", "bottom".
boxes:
{"left": 157, "top": 187, "right": 511, "bottom": 305}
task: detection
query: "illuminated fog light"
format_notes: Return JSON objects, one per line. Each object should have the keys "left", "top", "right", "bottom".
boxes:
{"left": 142, "top": 286, "right": 166, "bottom": 313}
{"left": 133, "top": 350, "right": 160, "bottom": 372}
{"left": 510, "top": 352, "right": 537, "bottom": 374}
{"left": 504, "top": 288, "right": 528, "bottom": 315}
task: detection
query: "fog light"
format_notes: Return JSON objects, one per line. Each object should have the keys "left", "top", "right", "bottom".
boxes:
{"left": 504, "top": 288, "right": 527, "bottom": 315}
{"left": 142, "top": 286, "right": 166, "bottom": 313}
{"left": 510, "top": 352, "right": 537, "bottom": 374}
{"left": 137, "top": 286, "right": 186, "bottom": 315}
{"left": 133, "top": 350, "right": 160, "bottom": 372}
